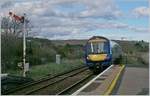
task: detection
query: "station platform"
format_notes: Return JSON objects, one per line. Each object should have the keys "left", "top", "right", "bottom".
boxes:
{"left": 115, "top": 67, "right": 149, "bottom": 95}
{"left": 73, "top": 65, "right": 125, "bottom": 95}
{"left": 73, "top": 65, "right": 149, "bottom": 95}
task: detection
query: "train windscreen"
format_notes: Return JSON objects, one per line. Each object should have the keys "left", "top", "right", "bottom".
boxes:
{"left": 86, "top": 42, "right": 109, "bottom": 54}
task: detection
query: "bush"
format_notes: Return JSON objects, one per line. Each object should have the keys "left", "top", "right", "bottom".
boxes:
{"left": 2, "top": 36, "right": 84, "bottom": 72}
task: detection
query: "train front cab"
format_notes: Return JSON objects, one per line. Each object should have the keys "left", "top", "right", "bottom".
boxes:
{"left": 85, "top": 38, "right": 112, "bottom": 73}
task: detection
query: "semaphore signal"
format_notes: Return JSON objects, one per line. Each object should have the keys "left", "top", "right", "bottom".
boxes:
{"left": 9, "top": 12, "right": 28, "bottom": 77}
{"left": 9, "top": 12, "right": 25, "bottom": 23}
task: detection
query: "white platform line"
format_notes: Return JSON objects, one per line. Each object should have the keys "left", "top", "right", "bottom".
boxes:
{"left": 72, "top": 65, "right": 114, "bottom": 95}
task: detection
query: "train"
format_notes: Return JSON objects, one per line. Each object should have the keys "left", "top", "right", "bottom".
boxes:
{"left": 84, "top": 36, "right": 123, "bottom": 73}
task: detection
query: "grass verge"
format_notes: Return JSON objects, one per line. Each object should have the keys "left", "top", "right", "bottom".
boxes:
{"left": 6, "top": 59, "right": 84, "bottom": 80}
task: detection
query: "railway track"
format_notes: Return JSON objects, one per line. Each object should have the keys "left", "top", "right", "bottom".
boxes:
{"left": 5, "top": 66, "right": 93, "bottom": 95}
{"left": 4, "top": 66, "right": 86, "bottom": 95}
{"left": 57, "top": 73, "right": 94, "bottom": 95}
{"left": 28, "top": 68, "right": 92, "bottom": 95}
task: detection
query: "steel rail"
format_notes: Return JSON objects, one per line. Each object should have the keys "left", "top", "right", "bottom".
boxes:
{"left": 25, "top": 67, "right": 88, "bottom": 95}
{"left": 4, "top": 65, "right": 86, "bottom": 95}
{"left": 56, "top": 73, "right": 93, "bottom": 95}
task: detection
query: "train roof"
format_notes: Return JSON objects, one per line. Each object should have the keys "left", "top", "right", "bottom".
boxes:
{"left": 88, "top": 36, "right": 109, "bottom": 43}
{"left": 110, "top": 40, "right": 122, "bottom": 49}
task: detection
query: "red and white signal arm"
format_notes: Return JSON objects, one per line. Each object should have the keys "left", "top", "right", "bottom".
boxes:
{"left": 9, "top": 12, "right": 24, "bottom": 23}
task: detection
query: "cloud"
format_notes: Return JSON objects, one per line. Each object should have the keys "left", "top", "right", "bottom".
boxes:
{"left": 0, "top": 0, "right": 149, "bottom": 41}
{"left": 77, "top": 0, "right": 120, "bottom": 19}
{"left": 132, "top": 6, "right": 150, "bottom": 17}
{"left": 1, "top": 0, "right": 122, "bottom": 18}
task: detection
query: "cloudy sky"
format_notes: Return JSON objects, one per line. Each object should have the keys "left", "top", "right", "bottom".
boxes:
{"left": 0, "top": 0, "right": 150, "bottom": 41}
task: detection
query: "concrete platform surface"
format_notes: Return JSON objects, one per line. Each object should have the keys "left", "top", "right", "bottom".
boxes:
{"left": 73, "top": 65, "right": 124, "bottom": 95}
{"left": 116, "top": 67, "right": 149, "bottom": 95}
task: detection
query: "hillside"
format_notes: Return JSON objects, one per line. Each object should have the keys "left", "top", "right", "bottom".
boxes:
{"left": 52, "top": 39, "right": 149, "bottom": 66}
{"left": 52, "top": 39, "right": 87, "bottom": 46}
{"left": 2, "top": 36, "right": 149, "bottom": 73}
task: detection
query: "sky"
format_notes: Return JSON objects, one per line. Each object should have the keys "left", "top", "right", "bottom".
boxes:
{"left": 0, "top": 0, "right": 150, "bottom": 41}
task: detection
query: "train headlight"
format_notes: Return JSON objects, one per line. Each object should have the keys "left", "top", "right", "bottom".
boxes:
{"left": 87, "top": 56, "right": 89, "bottom": 60}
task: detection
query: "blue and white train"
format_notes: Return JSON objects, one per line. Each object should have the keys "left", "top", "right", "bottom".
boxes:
{"left": 84, "top": 36, "right": 123, "bottom": 73}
